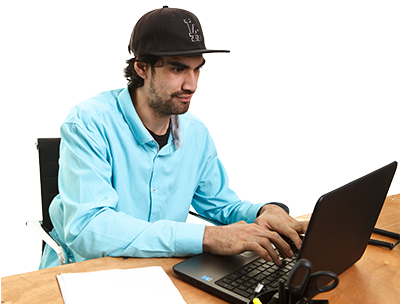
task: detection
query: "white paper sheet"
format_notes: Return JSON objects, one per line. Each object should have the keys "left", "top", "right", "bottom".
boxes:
{"left": 56, "top": 266, "right": 187, "bottom": 304}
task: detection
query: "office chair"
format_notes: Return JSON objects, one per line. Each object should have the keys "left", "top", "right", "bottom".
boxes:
{"left": 26, "top": 138, "right": 66, "bottom": 265}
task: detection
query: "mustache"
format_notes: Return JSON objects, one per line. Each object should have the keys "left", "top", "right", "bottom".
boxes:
{"left": 171, "top": 90, "right": 195, "bottom": 97}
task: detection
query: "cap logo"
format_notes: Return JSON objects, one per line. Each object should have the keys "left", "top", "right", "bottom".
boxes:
{"left": 183, "top": 18, "right": 202, "bottom": 43}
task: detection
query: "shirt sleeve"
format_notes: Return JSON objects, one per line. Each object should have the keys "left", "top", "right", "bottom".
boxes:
{"left": 191, "top": 138, "right": 265, "bottom": 225}
{"left": 50, "top": 122, "right": 205, "bottom": 261}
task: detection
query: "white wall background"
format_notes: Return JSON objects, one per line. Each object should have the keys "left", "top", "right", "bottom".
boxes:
{"left": 1, "top": 1, "right": 399, "bottom": 279}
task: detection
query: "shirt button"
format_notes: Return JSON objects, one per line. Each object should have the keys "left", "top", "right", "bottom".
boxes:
{"left": 152, "top": 188, "right": 156, "bottom": 193}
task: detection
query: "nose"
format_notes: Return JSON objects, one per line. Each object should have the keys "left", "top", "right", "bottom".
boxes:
{"left": 182, "top": 71, "right": 198, "bottom": 92}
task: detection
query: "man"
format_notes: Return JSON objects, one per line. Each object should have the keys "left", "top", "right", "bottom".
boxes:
{"left": 39, "top": 6, "right": 307, "bottom": 269}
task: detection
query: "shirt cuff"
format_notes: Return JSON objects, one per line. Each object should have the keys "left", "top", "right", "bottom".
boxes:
{"left": 256, "top": 202, "right": 290, "bottom": 217}
{"left": 175, "top": 222, "right": 205, "bottom": 256}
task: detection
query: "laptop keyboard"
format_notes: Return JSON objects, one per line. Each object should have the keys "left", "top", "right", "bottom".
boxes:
{"left": 215, "top": 238, "right": 300, "bottom": 299}
{"left": 215, "top": 255, "right": 297, "bottom": 299}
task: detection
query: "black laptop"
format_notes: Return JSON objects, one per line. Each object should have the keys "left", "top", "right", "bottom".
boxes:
{"left": 173, "top": 162, "right": 397, "bottom": 304}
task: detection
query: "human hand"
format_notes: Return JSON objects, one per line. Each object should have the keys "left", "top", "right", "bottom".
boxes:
{"left": 254, "top": 204, "right": 308, "bottom": 252}
{"left": 202, "top": 220, "right": 297, "bottom": 265}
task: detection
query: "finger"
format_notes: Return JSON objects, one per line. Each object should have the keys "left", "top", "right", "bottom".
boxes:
{"left": 289, "top": 232, "right": 303, "bottom": 250}
{"left": 260, "top": 239, "right": 283, "bottom": 265}
{"left": 247, "top": 240, "right": 283, "bottom": 266}
{"left": 290, "top": 221, "right": 308, "bottom": 249}
{"left": 272, "top": 219, "right": 309, "bottom": 250}
{"left": 298, "top": 220, "right": 309, "bottom": 234}
{"left": 247, "top": 242, "right": 272, "bottom": 263}
{"left": 254, "top": 229, "right": 292, "bottom": 264}
{"left": 267, "top": 232, "right": 294, "bottom": 260}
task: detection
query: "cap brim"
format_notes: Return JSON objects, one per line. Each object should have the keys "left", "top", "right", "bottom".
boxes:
{"left": 150, "top": 49, "right": 230, "bottom": 57}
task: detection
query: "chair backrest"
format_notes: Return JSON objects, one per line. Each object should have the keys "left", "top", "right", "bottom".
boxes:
{"left": 37, "top": 138, "right": 61, "bottom": 238}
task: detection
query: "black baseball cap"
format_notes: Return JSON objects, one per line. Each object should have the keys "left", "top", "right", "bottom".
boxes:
{"left": 128, "top": 6, "right": 230, "bottom": 57}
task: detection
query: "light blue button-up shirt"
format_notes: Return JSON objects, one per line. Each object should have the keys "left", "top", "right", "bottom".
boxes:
{"left": 39, "top": 87, "right": 265, "bottom": 268}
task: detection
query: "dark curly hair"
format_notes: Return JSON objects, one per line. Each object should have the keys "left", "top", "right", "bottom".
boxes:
{"left": 124, "top": 55, "right": 163, "bottom": 89}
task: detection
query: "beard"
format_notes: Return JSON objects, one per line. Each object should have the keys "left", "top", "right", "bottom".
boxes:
{"left": 147, "top": 77, "right": 193, "bottom": 117}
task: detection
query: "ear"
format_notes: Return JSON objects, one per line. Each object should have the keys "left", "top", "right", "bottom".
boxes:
{"left": 134, "top": 61, "right": 150, "bottom": 80}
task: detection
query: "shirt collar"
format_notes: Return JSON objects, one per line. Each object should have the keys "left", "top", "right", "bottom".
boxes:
{"left": 118, "top": 87, "right": 182, "bottom": 150}
{"left": 171, "top": 115, "right": 182, "bottom": 150}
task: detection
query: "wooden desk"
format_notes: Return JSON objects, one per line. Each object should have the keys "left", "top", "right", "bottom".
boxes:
{"left": 2, "top": 194, "right": 399, "bottom": 304}
{"left": 313, "top": 193, "right": 400, "bottom": 303}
